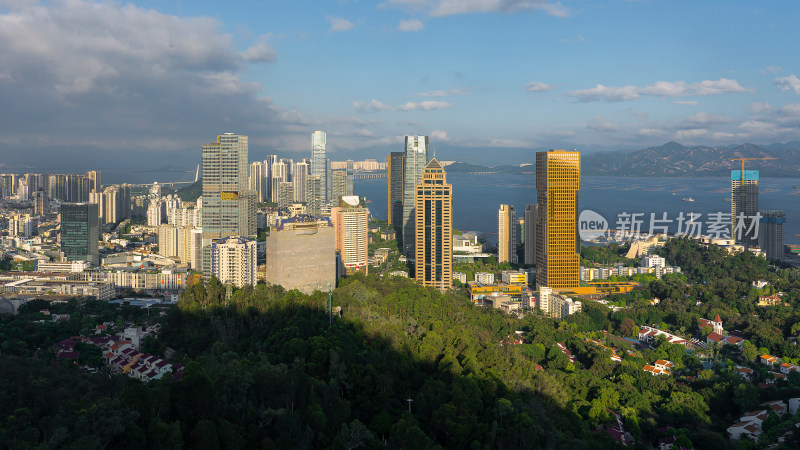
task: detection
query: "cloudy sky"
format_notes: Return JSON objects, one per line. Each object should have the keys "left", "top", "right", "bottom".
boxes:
{"left": 1, "top": 0, "right": 799, "bottom": 176}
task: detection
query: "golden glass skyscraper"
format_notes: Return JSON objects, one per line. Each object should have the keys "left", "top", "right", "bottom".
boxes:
{"left": 415, "top": 158, "right": 452, "bottom": 291}
{"left": 535, "top": 150, "right": 580, "bottom": 290}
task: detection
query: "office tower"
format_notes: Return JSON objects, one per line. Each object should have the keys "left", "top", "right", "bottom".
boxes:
{"left": 265, "top": 215, "right": 336, "bottom": 294}
{"left": 33, "top": 190, "right": 49, "bottom": 215}
{"left": 201, "top": 133, "right": 255, "bottom": 241}
{"left": 524, "top": 204, "right": 537, "bottom": 265}
{"left": 306, "top": 176, "right": 323, "bottom": 216}
{"left": 731, "top": 170, "right": 759, "bottom": 246}
{"left": 331, "top": 196, "right": 369, "bottom": 276}
{"left": 331, "top": 169, "right": 347, "bottom": 203}
{"left": 209, "top": 236, "right": 257, "bottom": 288}
{"left": 326, "top": 159, "right": 333, "bottom": 203}
{"left": 387, "top": 152, "right": 405, "bottom": 228}
{"left": 535, "top": 150, "right": 580, "bottom": 290}
{"left": 402, "top": 135, "right": 430, "bottom": 256}
{"left": 414, "top": 159, "right": 452, "bottom": 291}
{"left": 759, "top": 210, "right": 785, "bottom": 261}
{"left": 60, "top": 203, "right": 99, "bottom": 266}
{"left": 249, "top": 161, "right": 266, "bottom": 203}
{"left": 277, "top": 181, "right": 293, "bottom": 210}
{"left": 498, "top": 204, "right": 517, "bottom": 264}
{"left": 270, "top": 160, "right": 288, "bottom": 203}
{"left": 311, "top": 131, "right": 328, "bottom": 203}
{"left": 293, "top": 161, "right": 310, "bottom": 202}
{"left": 86, "top": 171, "right": 101, "bottom": 193}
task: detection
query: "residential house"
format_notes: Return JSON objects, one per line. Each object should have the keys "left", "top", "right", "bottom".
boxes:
{"left": 735, "top": 366, "right": 754, "bottom": 381}
{"left": 789, "top": 398, "right": 800, "bottom": 416}
{"left": 779, "top": 362, "right": 799, "bottom": 375}
{"left": 760, "top": 400, "right": 787, "bottom": 416}
{"left": 643, "top": 364, "right": 670, "bottom": 376}
{"left": 655, "top": 360, "right": 674, "bottom": 372}
{"left": 761, "top": 354, "right": 780, "bottom": 366}
{"left": 727, "top": 410, "right": 768, "bottom": 440}
{"left": 638, "top": 325, "right": 687, "bottom": 346}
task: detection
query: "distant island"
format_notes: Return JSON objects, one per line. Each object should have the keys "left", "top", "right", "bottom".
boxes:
{"left": 446, "top": 141, "right": 800, "bottom": 178}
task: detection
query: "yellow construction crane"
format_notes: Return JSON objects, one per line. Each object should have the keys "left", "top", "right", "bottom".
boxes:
{"left": 730, "top": 157, "right": 777, "bottom": 182}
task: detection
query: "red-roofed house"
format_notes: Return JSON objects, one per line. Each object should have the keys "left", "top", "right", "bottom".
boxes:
{"left": 780, "top": 363, "right": 799, "bottom": 375}
{"left": 735, "top": 366, "right": 754, "bottom": 381}
{"left": 761, "top": 400, "right": 787, "bottom": 416}
{"left": 706, "top": 332, "right": 724, "bottom": 345}
{"left": 655, "top": 360, "right": 674, "bottom": 371}
{"left": 699, "top": 315, "right": 723, "bottom": 335}
{"left": 761, "top": 354, "right": 780, "bottom": 366}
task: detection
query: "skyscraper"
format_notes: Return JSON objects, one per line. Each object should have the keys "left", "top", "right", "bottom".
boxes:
{"left": 402, "top": 135, "right": 429, "bottom": 256}
{"left": 201, "top": 133, "right": 255, "bottom": 241}
{"left": 415, "top": 159, "right": 452, "bottom": 291}
{"left": 535, "top": 150, "right": 580, "bottom": 290}
{"left": 306, "top": 176, "right": 322, "bottom": 216}
{"left": 311, "top": 131, "right": 328, "bottom": 203}
{"left": 331, "top": 196, "right": 369, "bottom": 276}
{"left": 498, "top": 204, "right": 517, "bottom": 264}
{"left": 387, "top": 151, "right": 405, "bottom": 229}
{"left": 731, "top": 170, "right": 759, "bottom": 246}
{"left": 524, "top": 204, "right": 537, "bottom": 265}
{"left": 759, "top": 210, "right": 785, "bottom": 261}
{"left": 60, "top": 203, "right": 99, "bottom": 266}
{"left": 86, "top": 171, "right": 101, "bottom": 193}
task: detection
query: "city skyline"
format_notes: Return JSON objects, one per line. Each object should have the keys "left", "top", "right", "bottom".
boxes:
{"left": 2, "top": 1, "right": 800, "bottom": 172}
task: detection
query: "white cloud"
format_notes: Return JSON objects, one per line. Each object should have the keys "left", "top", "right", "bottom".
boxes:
{"left": 242, "top": 35, "right": 278, "bottom": 63}
{"left": 673, "top": 100, "right": 699, "bottom": 106}
{"left": 587, "top": 115, "right": 619, "bottom": 132}
{"left": 675, "top": 129, "right": 707, "bottom": 140}
{"left": 525, "top": 81, "right": 556, "bottom": 92}
{"left": 568, "top": 78, "right": 748, "bottom": 102}
{"left": 775, "top": 74, "right": 800, "bottom": 94}
{"left": 746, "top": 102, "right": 771, "bottom": 113}
{"left": 559, "top": 34, "right": 586, "bottom": 43}
{"left": 682, "top": 112, "right": 732, "bottom": 128}
{"left": 398, "top": 18, "right": 424, "bottom": 31}
{"left": 416, "top": 87, "right": 470, "bottom": 97}
{"left": 329, "top": 17, "right": 354, "bottom": 32}
{"left": 0, "top": 0, "right": 317, "bottom": 170}
{"left": 353, "top": 98, "right": 452, "bottom": 113}
{"left": 381, "top": 0, "right": 570, "bottom": 18}
{"left": 637, "top": 128, "right": 667, "bottom": 137}
{"left": 763, "top": 66, "right": 783, "bottom": 74}
{"left": 430, "top": 130, "right": 449, "bottom": 141}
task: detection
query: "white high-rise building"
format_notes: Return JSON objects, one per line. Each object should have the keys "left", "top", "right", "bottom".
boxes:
{"left": 147, "top": 200, "right": 162, "bottom": 226}
{"left": 249, "top": 161, "right": 266, "bottom": 203}
{"left": 311, "top": 131, "right": 328, "bottom": 203}
{"left": 158, "top": 225, "right": 179, "bottom": 258}
{"left": 293, "top": 160, "right": 310, "bottom": 202}
{"left": 270, "top": 161, "right": 288, "bottom": 203}
{"left": 209, "top": 236, "right": 257, "bottom": 288}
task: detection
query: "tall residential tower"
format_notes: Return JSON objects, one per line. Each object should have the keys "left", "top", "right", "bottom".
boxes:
{"left": 498, "top": 204, "right": 517, "bottom": 264}
{"left": 731, "top": 170, "right": 759, "bottom": 246}
{"left": 201, "top": 133, "right": 255, "bottom": 241}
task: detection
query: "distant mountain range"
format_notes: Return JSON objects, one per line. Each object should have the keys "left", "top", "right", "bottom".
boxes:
{"left": 447, "top": 142, "right": 800, "bottom": 178}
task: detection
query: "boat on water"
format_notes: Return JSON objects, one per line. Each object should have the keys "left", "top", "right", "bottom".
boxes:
{"left": 682, "top": 197, "right": 694, "bottom": 202}
{"left": 723, "top": 197, "right": 731, "bottom": 202}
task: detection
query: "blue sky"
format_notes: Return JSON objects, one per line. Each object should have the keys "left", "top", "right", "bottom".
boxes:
{"left": 1, "top": 0, "right": 799, "bottom": 171}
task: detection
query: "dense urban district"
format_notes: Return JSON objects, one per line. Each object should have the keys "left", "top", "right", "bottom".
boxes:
{"left": 1, "top": 133, "right": 800, "bottom": 449}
